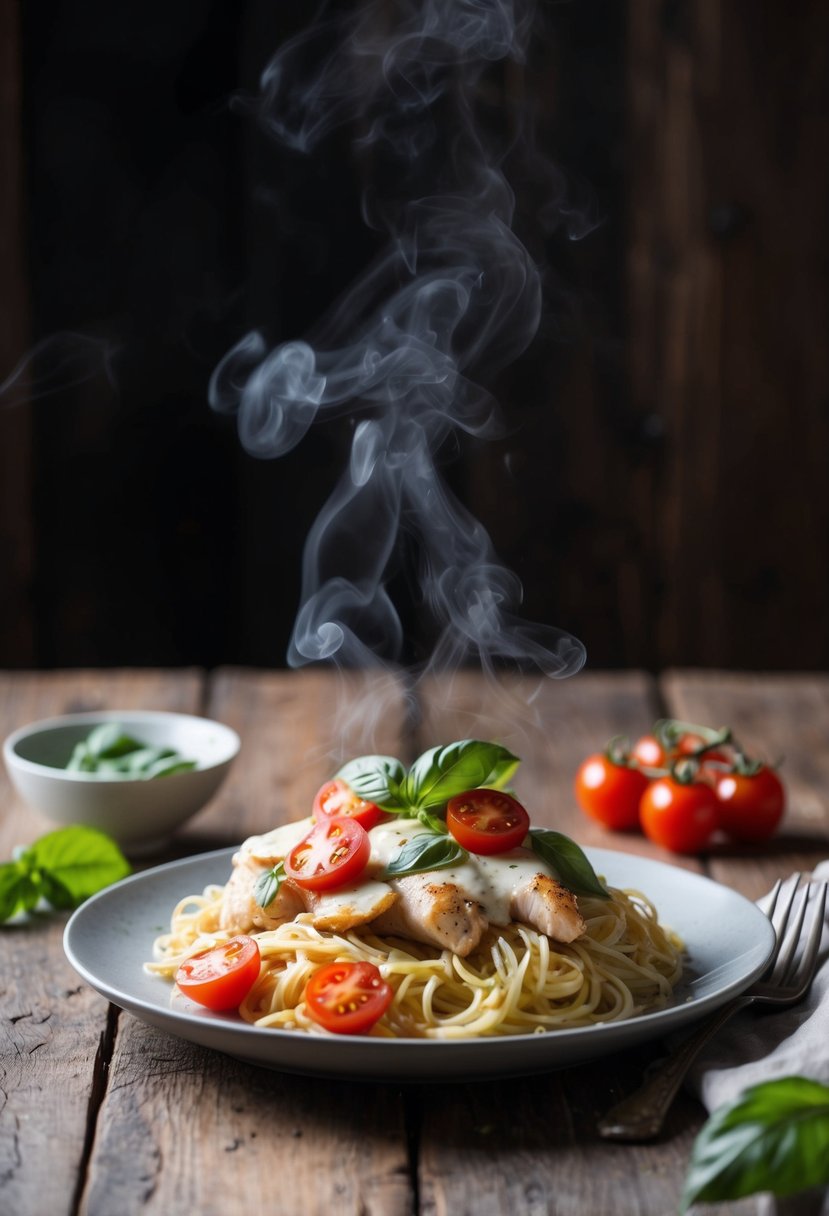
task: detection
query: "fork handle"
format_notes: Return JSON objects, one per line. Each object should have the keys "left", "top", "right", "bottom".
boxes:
{"left": 597, "top": 996, "right": 751, "bottom": 1141}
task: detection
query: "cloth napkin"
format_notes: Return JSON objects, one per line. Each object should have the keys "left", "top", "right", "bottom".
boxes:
{"left": 686, "top": 861, "right": 829, "bottom": 1215}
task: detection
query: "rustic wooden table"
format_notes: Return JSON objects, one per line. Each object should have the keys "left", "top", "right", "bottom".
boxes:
{"left": 2, "top": 667, "right": 827, "bottom": 1216}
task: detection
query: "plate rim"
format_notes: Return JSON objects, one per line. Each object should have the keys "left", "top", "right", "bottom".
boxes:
{"left": 63, "top": 844, "right": 776, "bottom": 1077}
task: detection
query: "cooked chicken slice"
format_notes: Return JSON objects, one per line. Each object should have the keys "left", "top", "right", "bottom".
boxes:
{"left": 369, "top": 874, "right": 489, "bottom": 956}
{"left": 293, "top": 879, "right": 397, "bottom": 933}
{"left": 239, "top": 818, "right": 313, "bottom": 865}
{"left": 219, "top": 856, "right": 304, "bottom": 934}
{"left": 509, "top": 873, "right": 585, "bottom": 943}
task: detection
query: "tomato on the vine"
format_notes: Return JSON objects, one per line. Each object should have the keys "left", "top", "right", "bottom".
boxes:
{"left": 285, "top": 817, "right": 371, "bottom": 891}
{"left": 445, "top": 789, "right": 531, "bottom": 854}
{"left": 313, "top": 777, "right": 387, "bottom": 831}
{"left": 639, "top": 776, "right": 719, "bottom": 853}
{"left": 714, "top": 766, "right": 785, "bottom": 842}
{"left": 574, "top": 754, "right": 650, "bottom": 832}
{"left": 305, "top": 960, "right": 393, "bottom": 1035}
{"left": 631, "top": 733, "right": 666, "bottom": 769}
{"left": 175, "top": 935, "right": 261, "bottom": 1011}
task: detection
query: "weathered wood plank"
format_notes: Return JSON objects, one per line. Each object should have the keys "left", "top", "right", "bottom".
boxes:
{"left": 415, "top": 670, "right": 705, "bottom": 1216}
{"left": 0, "top": 667, "right": 204, "bottom": 853}
{"left": 78, "top": 668, "right": 414, "bottom": 1216}
{"left": 185, "top": 666, "right": 412, "bottom": 845}
{"left": 0, "top": 669, "right": 203, "bottom": 1216}
{"left": 661, "top": 670, "right": 829, "bottom": 898}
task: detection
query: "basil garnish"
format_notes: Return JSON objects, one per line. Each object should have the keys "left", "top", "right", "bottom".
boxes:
{"left": 0, "top": 825, "right": 131, "bottom": 922}
{"left": 253, "top": 862, "right": 285, "bottom": 910}
{"left": 383, "top": 834, "right": 468, "bottom": 879}
{"left": 66, "top": 723, "right": 196, "bottom": 779}
{"left": 336, "top": 754, "right": 407, "bottom": 811}
{"left": 682, "top": 1077, "right": 829, "bottom": 1212}
{"left": 403, "top": 740, "right": 520, "bottom": 810}
{"left": 528, "top": 829, "right": 609, "bottom": 899}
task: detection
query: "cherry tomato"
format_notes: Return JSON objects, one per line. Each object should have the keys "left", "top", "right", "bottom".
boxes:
{"left": 675, "top": 734, "right": 730, "bottom": 768}
{"left": 574, "top": 755, "right": 650, "bottom": 832}
{"left": 445, "top": 789, "right": 531, "bottom": 854}
{"left": 714, "top": 767, "right": 785, "bottom": 842}
{"left": 313, "top": 777, "right": 387, "bottom": 831}
{"left": 285, "top": 817, "right": 371, "bottom": 890}
{"left": 631, "top": 734, "right": 666, "bottom": 769}
{"left": 305, "top": 961, "right": 393, "bottom": 1035}
{"left": 175, "top": 935, "right": 261, "bottom": 1011}
{"left": 639, "top": 777, "right": 719, "bottom": 853}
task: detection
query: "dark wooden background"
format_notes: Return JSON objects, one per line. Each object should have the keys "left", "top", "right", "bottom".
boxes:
{"left": 1, "top": 0, "right": 827, "bottom": 674}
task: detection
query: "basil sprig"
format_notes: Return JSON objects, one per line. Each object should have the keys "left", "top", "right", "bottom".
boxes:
{"left": 383, "top": 834, "right": 468, "bottom": 879}
{"left": 338, "top": 740, "right": 519, "bottom": 817}
{"left": 528, "top": 829, "right": 609, "bottom": 899}
{"left": 336, "top": 754, "right": 407, "bottom": 811}
{"left": 682, "top": 1076, "right": 829, "bottom": 1211}
{"left": 67, "top": 723, "right": 196, "bottom": 779}
{"left": 0, "top": 826, "right": 131, "bottom": 922}
{"left": 253, "top": 861, "right": 285, "bottom": 910}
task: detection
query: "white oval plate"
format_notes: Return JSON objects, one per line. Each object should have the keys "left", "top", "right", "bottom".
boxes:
{"left": 64, "top": 847, "right": 775, "bottom": 1081}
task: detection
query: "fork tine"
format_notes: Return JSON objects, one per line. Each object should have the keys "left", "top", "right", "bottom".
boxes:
{"left": 771, "top": 875, "right": 810, "bottom": 984}
{"left": 790, "top": 881, "right": 828, "bottom": 995}
{"left": 764, "top": 873, "right": 802, "bottom": 979}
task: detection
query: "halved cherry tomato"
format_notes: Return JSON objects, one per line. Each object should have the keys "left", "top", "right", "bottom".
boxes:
{"left": 285, "top": 817, "right": 370, "bottom": 890}
{"left": 313, "top": 777, "right": 386, "bottom": 832}
{"left": 714, "top": 766, "right": 785, "bottom": 842}
{"left": 305, "top": 960, "right": 393, "bottom": 1035}
{"left": 574, "top": 754, "right": 650, "bottom": 831}
{"left": 445, "top": 788, "right": 530, "bottom": 854}
{"left": 175, "top": 935, "right": 261, "bottom": 1011}
{"left": 639, "top": 776, "right": 719, "bottom": 853}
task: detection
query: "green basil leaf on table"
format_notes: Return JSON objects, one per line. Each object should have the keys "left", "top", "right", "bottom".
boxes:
{"left": 528, "top": 829, "right": 609, "bottom": 899}
{"left": 682, "top": 1076, "right": 829, "bottom": 1211}
{"left": 0, "top": 863, "right": 38, "bottom": 922}
{"left": 383, "top": 834, "right": 468, "bottom": 879}
{"left": 336, "top": 755, "right": 407, "bottom": 811}
{"left": 1, "top": 825, "right": 131, "bottom": 923}
{"left": 22, "top": 825, "right": 131, "bottom": 904}
{"left": 254, "top": 863, "right": 285, "bottom": 910}
{"left": 404, "top": 740, "right": 520, "bottom": 810}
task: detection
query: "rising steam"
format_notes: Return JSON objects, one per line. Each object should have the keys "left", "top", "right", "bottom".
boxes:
{"left": 210, "top": 0, "right": 588, "bottom": 681}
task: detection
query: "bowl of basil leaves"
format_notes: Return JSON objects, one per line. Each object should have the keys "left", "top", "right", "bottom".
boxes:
{"left": 3, "top": 710, "right": 240, "bottom": 854}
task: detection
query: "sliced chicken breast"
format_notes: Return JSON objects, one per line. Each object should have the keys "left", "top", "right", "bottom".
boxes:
{"left": 369, "top": 874, "right": 490, "bottom": 956}
{"left": 219, "top": 856, "right": 304, "bottom": 933}
{"left": 509, "top": 873, "right": 585, "bottom": 943}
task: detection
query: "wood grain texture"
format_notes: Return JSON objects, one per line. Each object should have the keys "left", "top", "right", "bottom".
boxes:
{"left": 77, "top": 667, "right": 413, "bottom": 1216}
{"left": 661, "top": 669, "right": 829, "bottom": 898}
{"left": 79, "top": 1030, "right": 412, "bottom": 1216}
{"left": 0, "top": 669, "right": 202, "bottom": 1216}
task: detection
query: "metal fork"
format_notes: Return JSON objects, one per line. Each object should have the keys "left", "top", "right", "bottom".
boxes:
{"left": 597, "top": 873, "right": 828, "bottom": 1142}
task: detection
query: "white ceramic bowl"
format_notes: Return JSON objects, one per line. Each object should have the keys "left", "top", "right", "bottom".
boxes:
{"left": 3, "top": 710, "right": 240, "bottom": 854}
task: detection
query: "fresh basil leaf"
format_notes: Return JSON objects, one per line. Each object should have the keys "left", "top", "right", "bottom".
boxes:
{"left": 484, "top": 755, "right": 521, "bottom": 790}
{"left": 144, "top": 755, "right": 197, "bottom": 779}
{"left": 84, "top": 723, "right": 143, "bottom": 759}
{"left": 404, "top": 740, "right": 520, "bottom": 810}
{"left": 529, "top": 830, "right": 609, "bottom": 899}
{"left": 383, "top": 833, "right": 468, "bottom": 879}
{"left": 0, "top": 863, "right": 37, "bottom": 921}
{"left": 336, "top": 755, "right": 407, "bottom": 811}
{"left": 416, "top": 808, "right": 448, "bottom": 835}
{"left": 254, "top": 863, "right": 285, "bottom": 910}
{"left": 25, "top": 826, "right": 130, "bottom": 902}
{"left": 66, "top": 742, "right": 95, "bottom": 772}
{"left": 682, "top": 1077, "right": 829, "bottom": 1212}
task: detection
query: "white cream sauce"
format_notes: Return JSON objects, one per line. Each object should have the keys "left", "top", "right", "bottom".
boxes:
{"left": 235, "top": 815, "right": 558, "bottom": 927}
{"left": 367, "top": 818, "right": 557, "bottom": 926}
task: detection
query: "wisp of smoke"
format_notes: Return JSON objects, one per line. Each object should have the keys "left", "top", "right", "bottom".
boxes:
{"left": 210, "top": 0, "right": 589, "bottom": 685}
{"left": 0, "top": 333, "right": 119, "bottom": 409}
